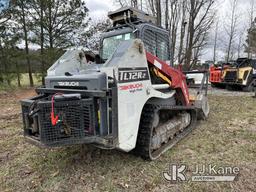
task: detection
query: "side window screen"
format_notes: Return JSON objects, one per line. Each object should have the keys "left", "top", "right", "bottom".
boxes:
{"left": 143, "top": 28, "right": 169, "bottom": 61}
{"left": 143, "top": 29, "right": 157, "bottom": 56}
{"left": 156, "top": 32, "right": 169, "bottom": 61}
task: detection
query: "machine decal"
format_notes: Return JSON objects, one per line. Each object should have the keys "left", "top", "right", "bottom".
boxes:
{"left": 154, "top": 60, "right": 162, "bottom": 70}
{"left": 57, "top": 82, "right": 80, "bottom": 86}
{"left": 119, "top": 83, "right": 143, "bottom": 93}
{"left": 118, "top": 67, "right": 149, "bottom": 83}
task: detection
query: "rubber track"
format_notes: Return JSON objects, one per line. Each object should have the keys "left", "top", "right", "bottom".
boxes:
{"left": 133, "top": 104, "right": 156, "bottom": 160}
{"left": 133, "top": 104, "right": 197, "bottom": 160}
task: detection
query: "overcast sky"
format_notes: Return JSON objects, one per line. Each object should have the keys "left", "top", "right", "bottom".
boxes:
{"left": 86, "top": 0, "right": 118, "bottom": 20}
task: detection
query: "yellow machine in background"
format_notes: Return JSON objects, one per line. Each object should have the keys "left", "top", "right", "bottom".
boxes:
{"left": 223, "top": 58, "right": 256, "bottom": 91}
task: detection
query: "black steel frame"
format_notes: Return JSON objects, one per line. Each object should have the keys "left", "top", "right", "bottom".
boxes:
{"left": 21, "top": 87, "right": 119, "bottom": 148}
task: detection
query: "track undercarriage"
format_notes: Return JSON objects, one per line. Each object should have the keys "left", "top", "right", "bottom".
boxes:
{"left": 134, "top": 104, "right": 197, "bottom": 160}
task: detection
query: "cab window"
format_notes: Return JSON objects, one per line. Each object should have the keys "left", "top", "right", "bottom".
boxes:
{"left": 102, "top": 33, "right": 134, "bottom": 60}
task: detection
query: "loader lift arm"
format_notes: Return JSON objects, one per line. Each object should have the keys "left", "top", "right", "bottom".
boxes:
{"left": 146, "top": 51, "right": 190, "bottom": 106}
{"left": 133, "top": 51, "right": 209, "bottom": 160}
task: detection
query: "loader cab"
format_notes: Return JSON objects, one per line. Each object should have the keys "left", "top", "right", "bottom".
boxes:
{"left": 236, "top": 58, "right": 251, "bottom": 68}
{"left": 99, "top": 7, "right": 170, "bottom": 64}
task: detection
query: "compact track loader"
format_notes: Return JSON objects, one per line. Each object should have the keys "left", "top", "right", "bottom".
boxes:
{"left": 223, "top": 58, "right": 256, "bottom": 91}
{"left": 209, "top": 63, "right": 232, "bottom": 88}
{"left": 21, "top": 7, "right": 209, "bottom": 160}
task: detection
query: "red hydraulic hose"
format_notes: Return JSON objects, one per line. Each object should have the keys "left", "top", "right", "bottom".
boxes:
{"left": 51, "top": 93, "right": 63, "bottom": 126}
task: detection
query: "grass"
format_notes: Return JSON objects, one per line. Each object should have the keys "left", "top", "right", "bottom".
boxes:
{"left": 0, "top": 73, "right": 42, "bottom": 91}
{"left": 0, "top": 89, "right": 255, "bottom": 192}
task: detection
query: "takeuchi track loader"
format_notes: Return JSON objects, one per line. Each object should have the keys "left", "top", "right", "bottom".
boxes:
{"left": 20, "top": 7, "right": 209, "bottom": 160}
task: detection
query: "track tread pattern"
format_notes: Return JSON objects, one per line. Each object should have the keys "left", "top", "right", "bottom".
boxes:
{"left": 133, "top": 104, "right": 198, "bottom": 160}
{"left": 133, "top": 104, "right": 156, "bottom": 160}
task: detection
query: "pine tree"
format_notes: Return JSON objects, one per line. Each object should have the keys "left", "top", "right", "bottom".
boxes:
{"left": 28, "top": 0, "right": 90, "bottom": 73}
{"left": 29, "top": 0, "right": 89, "bottom": 49}
{"left": 12, "top": 0, "right": 34, "bottom": 86}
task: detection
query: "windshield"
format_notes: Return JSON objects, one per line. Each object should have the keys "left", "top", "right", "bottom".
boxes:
{"left": 102, "top": 33, "right": 134, "bottom": 60}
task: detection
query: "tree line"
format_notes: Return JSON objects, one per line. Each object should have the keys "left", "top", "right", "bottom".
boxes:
{"left": 0, "top": 0, "right": 105, "bottom": 87}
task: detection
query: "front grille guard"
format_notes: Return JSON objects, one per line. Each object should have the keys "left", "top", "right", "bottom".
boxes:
{"left": 20, "top": 87, "right": 118, "bottom": 148}
{"left": 224, "top": 71, "right": 237, "bottom": 82}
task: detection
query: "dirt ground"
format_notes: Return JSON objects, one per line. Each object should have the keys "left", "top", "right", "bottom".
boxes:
{"left": 0, "top": 88, "right": 255, "bottom": 192}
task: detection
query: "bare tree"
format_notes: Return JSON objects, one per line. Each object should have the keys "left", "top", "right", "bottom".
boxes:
{"left": 192, "top": 29, "right": 209, "bottom": 67}
{"left": 131, "top": 0, "right": 138, "bottom": 8}
{"left": 213, "top": 19, "right": 219, "bottom": 63}
{"left": 177, "top": 0, "right": 187, "bottom": 64}
{"left": 148, "top": 0, "right": 156, "bottom": 16}
{"left": 115, "top": 0, "right": 127, "bottom": 7}
{"left": 168, "top": 0, "right": 180, "bottom": 64}
{"left": 247, "top": 0, "right": 255, "bottom": 58}
{"left": 184, "top": 0, "right": 215, "bottom": 69}
{"left": 165, "top": 0, "right": 169, "bottom": 29}
{"left": 116, "top": 0, "right": 141, "bottom": 9}
{"left": 225, "top": 0, "right": 238, "bottom": 62}
{"left": 249, "top": 0, "right": 255, "bottom": 28}
{"left": 236, "top": 25, "right": 247, "bottom": 59}
{"left": 155, "top": 0, "right": 161, "bottom": 26}
{"left": 115, "top": 0, "right": 215, "bottom": 67}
